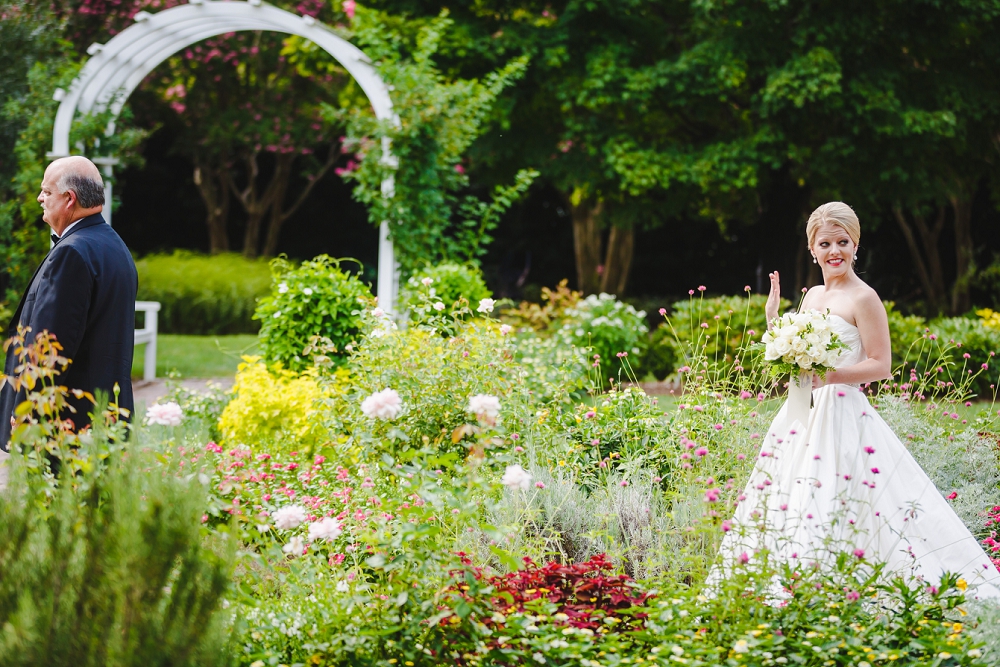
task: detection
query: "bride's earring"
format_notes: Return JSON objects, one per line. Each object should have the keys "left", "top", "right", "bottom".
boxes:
{"left": 853, "top": 253, "right": 858, "bottom": 260}
{"left": 812, "top": 256, "right": 817, "bottom": 264}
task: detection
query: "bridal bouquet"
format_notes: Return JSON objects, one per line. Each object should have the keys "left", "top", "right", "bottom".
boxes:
{"left": 758, "top": 310, "right": 847, "bottom": 378}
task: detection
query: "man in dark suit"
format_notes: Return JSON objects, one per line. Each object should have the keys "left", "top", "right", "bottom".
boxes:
{"left": 0, "top": 156, "right": 138, "bottom": 451}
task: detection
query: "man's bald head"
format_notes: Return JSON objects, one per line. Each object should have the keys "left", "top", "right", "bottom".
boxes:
{"left": 38, "top": 156, "right": 105, "bottom": 235}
{"left": 49, "top": 156, "right": 105, "bottom": 208}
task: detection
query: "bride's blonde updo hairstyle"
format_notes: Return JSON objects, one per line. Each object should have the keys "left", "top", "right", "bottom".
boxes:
{"left": 806, "top": 201, "right": 861, "bottom": 248}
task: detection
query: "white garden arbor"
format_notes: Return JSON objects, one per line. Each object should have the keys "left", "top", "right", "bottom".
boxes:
{"left": 49, "top": 0, "right": 400, "bottom": 311}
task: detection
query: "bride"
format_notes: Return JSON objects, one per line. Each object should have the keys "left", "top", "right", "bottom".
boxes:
{"left": 719, "top": 201, "right": 1000, "bottom": 598}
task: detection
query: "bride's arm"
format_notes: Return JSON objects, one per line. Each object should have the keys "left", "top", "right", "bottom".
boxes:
{"left": 822, "top": 293, "right": 892, "bottom": 386}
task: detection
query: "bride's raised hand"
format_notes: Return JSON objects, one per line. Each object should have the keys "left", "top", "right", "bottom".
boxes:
{"left": 765, "top": 270, "right": 780, "bottom": 327}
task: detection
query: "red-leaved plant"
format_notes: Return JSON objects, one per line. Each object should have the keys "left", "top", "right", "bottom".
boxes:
{"left": 450, "top": 553, "right": 652, "bottom": 631}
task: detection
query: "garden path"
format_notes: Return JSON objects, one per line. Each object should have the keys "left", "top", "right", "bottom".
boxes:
{"left": 133, "top": 377, "right": 234, "bottom": 409}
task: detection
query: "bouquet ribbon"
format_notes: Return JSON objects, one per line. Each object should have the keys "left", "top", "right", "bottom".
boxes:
{"left": 785, "top": 371, "right": 812, "bottom": 430}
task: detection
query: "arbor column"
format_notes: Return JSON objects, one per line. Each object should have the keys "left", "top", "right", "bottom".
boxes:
{"left": 92, "top": 156, "right": 118, "bottom": 227}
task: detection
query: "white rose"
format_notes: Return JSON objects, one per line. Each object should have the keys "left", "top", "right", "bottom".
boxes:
{"left": 282, "top": 535, "right": 305, "bottom": 556}
{"left": 468, "top": 394, "right": 501, "bottom": 422}
{"left": 477, "top": 298, "right": 496, "bottom": 314}
{"left": 146, "top": 401, "right": 183, "bottom": 426}
{"left": 791, "top": 337, "right": 808, "bottom": 353}
{"left": 307, "top": 517, "right": 342, "bottom": 542}
{"left": 273, "top": 505, "right": 307, "bottom": 530}
{"left": 361, "top": 388, "right": 403, "bottom": 419}
{"left": 773, "top": 338, "right": 792, "bottom": 356}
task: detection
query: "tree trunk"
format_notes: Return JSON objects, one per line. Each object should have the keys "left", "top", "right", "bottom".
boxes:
{"left": 892, "top": 205, "right": 948, "bottom": 315}
{"left": 242, "top": 209, "right": 266, "bottom": 259}
{"left": 950, "top": 195, "right": 974, "bottom": 314}
{"left": 233, "top": 151, "right": 292, "bottom": 259}
{"left": 262, "top": 155, "right": 293, "bottom": 258}
{"left": 262, "top": 149, "right": 337, "bottom": 258}
{"left": 193, "top": 163, "right": 230, "bottom": 254}
{"left": 600, "top": 224, "right": 634, "bottom": 295}
{"left": 570, "top": 194, "right": 603, "bottom": 294}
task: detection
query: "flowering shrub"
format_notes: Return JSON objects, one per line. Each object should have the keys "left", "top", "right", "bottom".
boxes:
{"left": 399, "top": 263, "right": 491, "bottom": 316}
{"left": 558, "top": 293, "right": 648, "bottom": 385}
{"left": 314, "top": 313, "right": 538, "bottom": 460}
{"left": 216, "top": 357, "right": 344, "bottom": 455}
{"left": 254, "top": 255, "right": 372, "bottom": 371}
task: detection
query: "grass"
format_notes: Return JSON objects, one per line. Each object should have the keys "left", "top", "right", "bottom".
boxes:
{"left": 132, "top": 334, "right": 259, "bottom": 379}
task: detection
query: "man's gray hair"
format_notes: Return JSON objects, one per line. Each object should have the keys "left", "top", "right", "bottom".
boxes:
{"left": 57, "top": 172, "right": 105, "bottom": 209}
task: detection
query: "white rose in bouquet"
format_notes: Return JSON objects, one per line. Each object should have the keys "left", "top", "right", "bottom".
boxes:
{"left": 757, "top": 310, "right": 847, "bottom": 378}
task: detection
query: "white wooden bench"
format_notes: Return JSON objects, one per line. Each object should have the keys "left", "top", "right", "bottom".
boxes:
{"left": 134, "top": 301, "right": 161, "bottom": 382}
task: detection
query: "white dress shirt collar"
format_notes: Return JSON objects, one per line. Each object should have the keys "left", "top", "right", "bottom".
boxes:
{"left": 58, "top": 217, "right": 86, "bottom": 239}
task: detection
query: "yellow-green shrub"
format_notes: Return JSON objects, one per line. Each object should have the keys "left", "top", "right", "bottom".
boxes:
{"left": 217, "top": 357, "right": 343, "bottom": 455}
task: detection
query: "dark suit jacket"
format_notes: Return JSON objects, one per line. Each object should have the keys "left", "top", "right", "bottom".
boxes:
{"left": 0, "top": 213, "right": 138, "bottom": 450}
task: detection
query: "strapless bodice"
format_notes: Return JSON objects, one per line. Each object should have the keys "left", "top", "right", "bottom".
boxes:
{"left": 828, "top": 314, "right": 866, "bottom": 369}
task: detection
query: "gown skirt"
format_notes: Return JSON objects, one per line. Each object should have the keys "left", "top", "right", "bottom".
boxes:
{"left": 718, "top": 316, "right": 1000, "bottom": 598}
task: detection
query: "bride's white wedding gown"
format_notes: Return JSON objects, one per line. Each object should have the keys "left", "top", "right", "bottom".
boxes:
{"left": 721, "top": 314, "right": 1000, "bottom": 598}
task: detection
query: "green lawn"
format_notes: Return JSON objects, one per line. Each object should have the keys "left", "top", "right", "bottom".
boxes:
{"left": 132, "top": 334, "right": 259, "bottom": 379}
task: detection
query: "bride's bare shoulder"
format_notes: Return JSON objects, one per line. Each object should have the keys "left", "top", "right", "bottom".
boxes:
{"left": 853, "top": 283, "right": 888, "bottom": 321}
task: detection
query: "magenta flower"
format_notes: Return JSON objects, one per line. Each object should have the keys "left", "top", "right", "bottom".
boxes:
{"left": 698, "top": 285, "right": 706, "bottom": 292}
{"left": 853, "top": 548, "right": 865, "bottom": 559}
{"left": 738, "top": 552, "right": 750, "bottom": 564}
{"left": 845, "top": 590, "right": 860, "bottom": 602}
{"left": 864, "top": 446, "right": 875, "bottom": 454}
{"left": 722, "top": 520, "right": 732, "bottom": 532}
{"left": 695, "top": 447, "right": 708, "bottom": 457}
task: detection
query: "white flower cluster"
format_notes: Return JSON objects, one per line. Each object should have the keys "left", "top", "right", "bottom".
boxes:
{"left": 761, "top": 310, "right": 843, "bottom": 371}
{"left": 272, "top": 504, "right": 343, "bottom": 558}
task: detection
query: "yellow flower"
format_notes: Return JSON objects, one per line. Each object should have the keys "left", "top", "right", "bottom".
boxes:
{"left": 952, "top": 623, "right": 963, "bottom": 633}
{"left": 977, "top": 308, "right": 1000, "bottom": 329}
{"left": 956, "top": 578, "right": 967, "bottom": 591}
{"left": 938, "top": 652, "right": 952, "bottom": 660}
